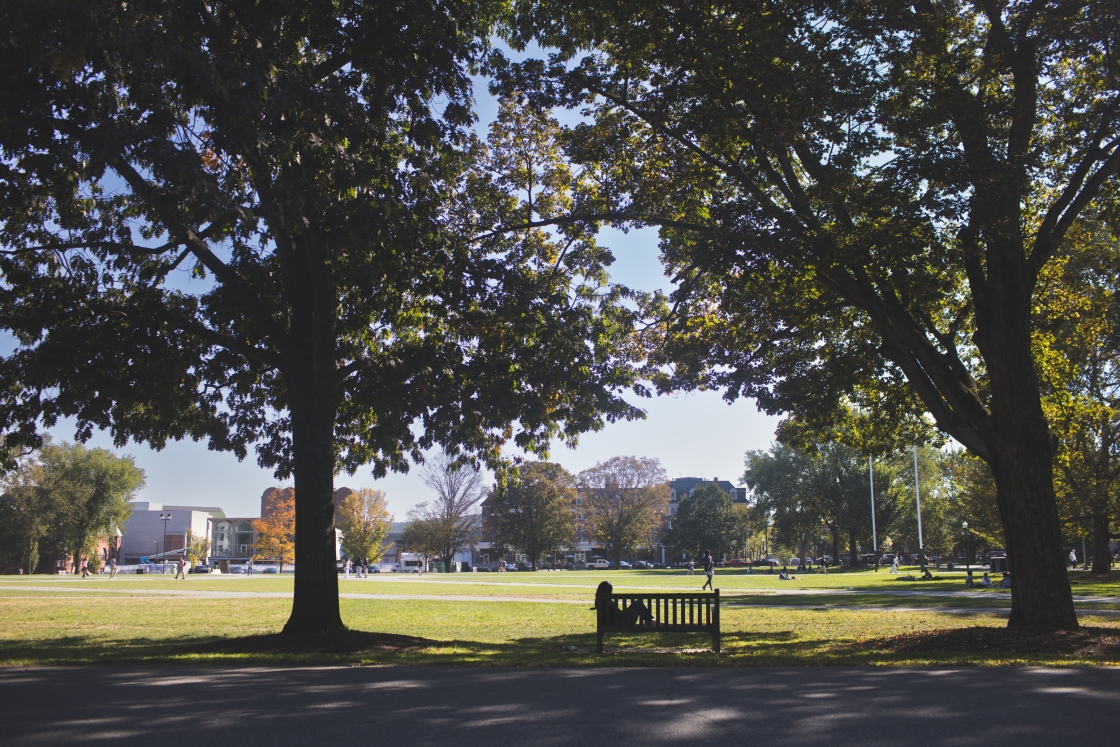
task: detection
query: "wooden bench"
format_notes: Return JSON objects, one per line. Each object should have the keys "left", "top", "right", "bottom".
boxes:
{"left": 596, "top": 590, "right": 720, "bottom": 654}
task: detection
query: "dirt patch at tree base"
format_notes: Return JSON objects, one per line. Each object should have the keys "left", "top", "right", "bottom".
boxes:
{"left": 181, "top": 630, "right": 436, "bottom": 656}
{"left": 859, "top": 626, "right": 1120, "bottom": 658}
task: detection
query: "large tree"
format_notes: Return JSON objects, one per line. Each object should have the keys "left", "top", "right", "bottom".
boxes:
{"left": 666, "top": 482, "right": 740, "bottom": 559}
{"left": 0, "top": 441, "right": 142, "bottom": 573}
{"left": 507, "top": 0, "right": 1120, "bottom": 629}
{"left": 0, "top": 1, "right": 640, "bottom": 633}
{"left": 254, "top": 489, "right": 295, "bottom": 572}
{"left": 1036, "top": 223, "right": 1120, "bottom": 572}
{"left": 746, "top": 441, "right": 906, "bottom": 568}
{"left": 485, "top": 461, "right": 577, "bottom": 569}
{"left": 337, "top": 488, "right": 393, "bottom": 566}
{"left": 578, "top": 455, "right": 668, "bottom": 567}
{"left": 402, "top": 451, "right": 486, "bottom": 572}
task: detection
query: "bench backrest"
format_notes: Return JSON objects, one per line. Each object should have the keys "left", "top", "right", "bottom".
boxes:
{"left": 597, "top": 590, "right": 720, "bottom": 632}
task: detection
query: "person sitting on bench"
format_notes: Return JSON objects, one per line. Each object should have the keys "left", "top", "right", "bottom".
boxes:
{"left": 593, "top": 581, "right": 653, "bottom": 626}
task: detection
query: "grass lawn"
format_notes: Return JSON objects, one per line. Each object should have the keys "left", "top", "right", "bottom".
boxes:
{"left": 2, "top": 569, "right": 1120, "bottom": 667}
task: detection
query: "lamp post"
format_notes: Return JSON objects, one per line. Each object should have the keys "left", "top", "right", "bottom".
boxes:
{"left": 159, "top": 512, "right": 172, "bottom": 573}
{"left": 914, "top": 445, "right": 925, "bottom": 569}
{"left": 962, "top": 521, "right": 970, "bottom": 572}
{"left": 869, "top": 456, "right": 878, "bottom": 571}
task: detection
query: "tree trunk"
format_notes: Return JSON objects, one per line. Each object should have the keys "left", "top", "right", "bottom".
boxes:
{"left": 985, "top": 365, "right": 1079, "bottom": 630}
{"left": 847, "top": 527, "right": 859, "bottom": 568}
{"left": 281, "top": 379, "right": 345, "bottom": 635}
{"left": 1092, "top": 507, "right": 1112, "bottom": 574}
{"left": 830, "top": 524, "right": 839, "bottom": 568}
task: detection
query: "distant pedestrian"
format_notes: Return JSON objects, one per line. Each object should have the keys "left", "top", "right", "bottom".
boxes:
{"left": 344, "top": 559, "right": 352, "bottom": 579}
{"left": 964, "top": 569, "right": 974, "bottom": 588}
{"left": 890, "top": 557, "right": 899, "bottom": 574}
{"left": 1069, "top": 549, "right": 1078, "bottom": 569}
{"left": 247, "top": 557, "right": 254, "bottom": 576}
{"left": 701, "top": 550, "right": 714, "bottom": 591}
{"left": 109, "top": 557, "right": 117, "bottom": 580}
{"left": 175, "top": 556, "right": 186, "bottom": 580}
{"left": 80, "top": 558, "right": 89, "bottom": 578}
{"left": 687, "top": 559, "right": 694, "bottom": 576}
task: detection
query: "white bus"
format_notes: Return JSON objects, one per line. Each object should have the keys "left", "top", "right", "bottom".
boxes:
{"left": 396, "top": 553, "right": 425, "bottom": 573}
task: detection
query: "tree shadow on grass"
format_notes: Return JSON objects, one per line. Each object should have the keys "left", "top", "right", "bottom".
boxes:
{"left": 9, "top": 625, "right": 1120, "bottom": 667}
{"left": 180, "top": 630, "right": 435, "bottom": 656}
{"left": 850, "top": 625, "right": 1120, "bottom": 660}
{"left": 1, "top": 634, "right": 191, "bottom": 665}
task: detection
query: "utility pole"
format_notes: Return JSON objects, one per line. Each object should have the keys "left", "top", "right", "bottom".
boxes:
{"left": 869, "top": 456, "right": 877, "bottom": 571}
{"left": 159, "top": 512, "right": 172, "bottom": 574}
{"left": 914, "top": 445, "right": 924, "bottom": 569}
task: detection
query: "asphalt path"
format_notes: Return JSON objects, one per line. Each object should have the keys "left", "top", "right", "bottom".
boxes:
{"left": 5, "top": 576, "right": 1120, "bottom": 603}
{"left": 1, "top": 665, "right": 1117, "bottom": 746}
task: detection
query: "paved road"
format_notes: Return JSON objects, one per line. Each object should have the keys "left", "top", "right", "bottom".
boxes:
{"left": 1, "top": 666, "right": 1117, "bottom": 746}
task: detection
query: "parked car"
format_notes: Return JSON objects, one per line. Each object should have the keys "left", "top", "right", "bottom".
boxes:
{"left": 752, "top": 558, "right": 778, "bottom": 567}
{"left": 263, "top": 567, "right": 279, "bottom": 574}
{"left": 633, "top": 560, "right": 651, "bottom": 569}
{"left": 618, "top": 560, "right": 632, "bottom": 569}
{"left": 190, "top": 563, "right": 211, "bottom": 574}
{"left": 585, "top": 558, "right": 611, "bottom": 570}
{"left": 652, "top": 562, "right": 669, "bottom": 569}
{"left": 724, "top": 558, "right": 750, "bottom": 567}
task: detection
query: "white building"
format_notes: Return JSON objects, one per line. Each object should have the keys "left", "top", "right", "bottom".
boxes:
{"left": 119, "top": 502, "right": 225, "bottom": 563}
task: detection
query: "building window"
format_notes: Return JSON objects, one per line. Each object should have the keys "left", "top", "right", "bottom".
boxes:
{"left": 236, "top": 522, "right": 254, "bottom": 556}
{"left": 214, "top": 522, "right": 232, "bottom": 556}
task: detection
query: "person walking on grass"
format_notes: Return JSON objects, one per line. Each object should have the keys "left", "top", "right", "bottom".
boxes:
{"left": 108, "top": 556, "right": 117, "bottom": 580}
{"left": 175, "top": 556, "right": 186, "bottom": 580}
{"left": 246, "top": 557, "right": 254, "bottom": 576}
{"left": 688, "top": 559, "right": 695, "bottom": 576}
{"left": 890, "top": 556, "right": 899, "bottom": 574}
{"left": 80, "top": 557, "right": 89, "bottom": 578}
{"left": 701, "top": 550, "right": 715, "bottom": 591}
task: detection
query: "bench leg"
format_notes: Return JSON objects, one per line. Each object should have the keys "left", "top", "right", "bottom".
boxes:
{"left": 597, "top": 632, "right": 604, "bottom": 654}
{"left": 712, "top": 632, "right": 720, "bottom": 655}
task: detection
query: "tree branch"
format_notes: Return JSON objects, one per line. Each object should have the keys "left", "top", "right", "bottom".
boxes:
{"left": 472, "top": 212, "right": 711, "bottom": 241}
{"left": 159, "top": 309, "right": 283, "bottom": 370}
{"left": 110, "top": 157, "right": 293, "bottom": 357}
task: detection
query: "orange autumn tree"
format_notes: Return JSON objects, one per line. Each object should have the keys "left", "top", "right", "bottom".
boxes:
{"left": 254, "top": 489, "right": 295, "bottom": 572}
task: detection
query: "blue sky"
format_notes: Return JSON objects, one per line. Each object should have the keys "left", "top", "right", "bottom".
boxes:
{"left": 12, "top": 54, "right": 785, "bottom": 520}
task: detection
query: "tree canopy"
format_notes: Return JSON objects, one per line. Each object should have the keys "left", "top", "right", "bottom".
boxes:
{"left": 253, "top": 489, "right": 295, "bottom": 572}
{"left": 403, "top": 452, "right": 485, "bottom": 571}
{"left": 666, "top": 483, "right": 743, "bottom": 559}
{"left": 336, "top": 488, "right": 393, "bottom": 565}
{"left": 1035, "top": 222, "right": 1120, "bottom": 572}
{"left": 0, "top": 0, "right": 642, "bottom": 633}
{"left": 485, "top": 461, "right": 577, "bottom": 569}
{"left": 502, "top": 0, "right": 1120, "bottom": 630}
{"left": 578, "top": 455, "right": 668, "bottom": 567}
{"left": 0, "top": 440, "right": 143, "bottom": 574}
